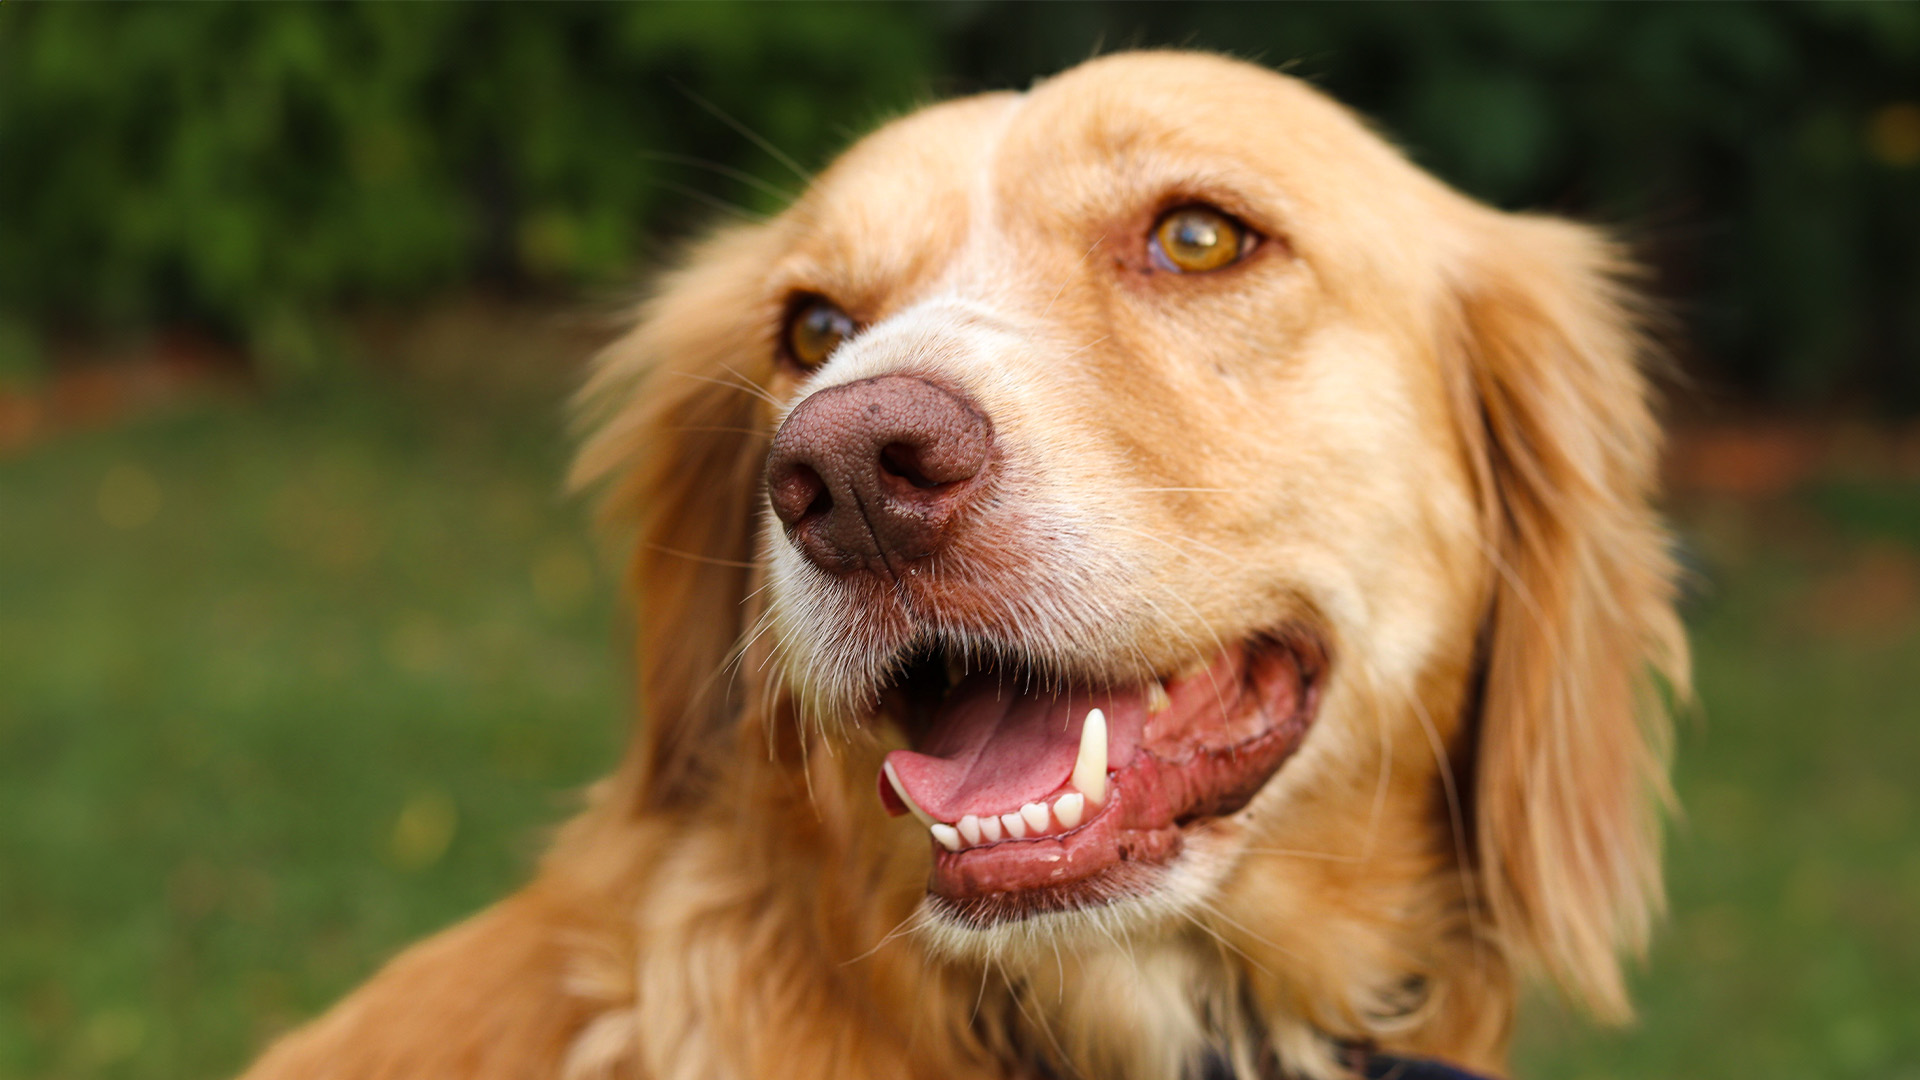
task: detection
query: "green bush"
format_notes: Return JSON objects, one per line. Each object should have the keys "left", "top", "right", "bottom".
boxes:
{"left": 0, "top": 3, "right": 933, "bottom": 377}
{"left": 2, "top": 2, "right": 1916, "bottom": 405}
{"left": 935, "top": 2, "right": 1920, "bottom": 407}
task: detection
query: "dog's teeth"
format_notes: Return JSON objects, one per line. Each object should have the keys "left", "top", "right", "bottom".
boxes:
{"left": 1073, "top": 708, "right": 1108, "bottom": 806}
{"left": 1054, "top": 792, "right": 1085, "bottom": 829}
{"left": 1021, "top": 802, "right": 1049, "bottom": 833}
{"left": 930, "top": 823, "right": 962, "bottom": 852}
{"left": 980, "top": 814, "right": 1003, "bottom": 842}
{"left": 1146, "top": 680, "right": 1171, "bottom": 715}
{"left": 958, "top": 814, "right": 982, "bottom": 846}
{"left": 883, "top": 762, "right": 937, "bottom": 829}
{"left": 1001, "top": 811, "right": 1028, "bottom": 839}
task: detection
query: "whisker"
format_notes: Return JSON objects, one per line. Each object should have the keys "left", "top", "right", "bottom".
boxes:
{"left": 1103, "top": 520, "right": 1239, "bottom": 568}
{"left": 1406, "top": 669, "right": 1483, "bottom": 966}
{"left": 1191, "top": 896, "right": 1303, "bottom": 969}
{"left": 1180, "top": 906, "right": 1275, "bottom": 977}
{"left": 1367, "top": 694, "right": 1393, "bottom": 861}
{"left": 997, "top": 955, "right": 1080, "bottom": 1080}
{"left": 1056, "top": 334, "right": 1112, "bottom": 365}
{"left": 669, "top": 77, "right": 813, "bottom": 183}
{"left": 1091, "top": 905, "right": 1141, "bottom": 972}
{"left": 970, "top": 953, "right": 994, "bottom": 1028}
{"left": 672, "top": 370, "right": 782, "bottom": 408}
{"left": 651, "top": 178, "right": 769, "bottom": 224}
{"left": 1239, "top": 847, "right": 1365, "bottom": 863}
{"left": 633, "top": 149, "right": 800, "bottom": 202}
{"left": 1347, "top": 647, "right": 1485, "bottom": 971}
{"left": 1051, "top": 939, "right": 1066, "bottom": 1005}
{"left": 841, "top": 905, "right": 927, "bottom": 966}
{"left": 718, "top": 364, "right": 782, "bottom": 410}
{"left": 639, "top": 540, "right": 762, "bottom": 569}
{"left": 1043, "top": 233, "right": 1108, "bottom": 319}
{"left": 666, "top": 425, "right": 767, "bottom": 437}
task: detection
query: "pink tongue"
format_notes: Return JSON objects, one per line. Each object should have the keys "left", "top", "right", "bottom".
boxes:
{"left": 884, "top": 676, "right": 1138, "bottom": 823}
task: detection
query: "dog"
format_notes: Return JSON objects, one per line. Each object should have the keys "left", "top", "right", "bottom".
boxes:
{"left": 241, "top": 51, "right": 1687, "bottom": 1080}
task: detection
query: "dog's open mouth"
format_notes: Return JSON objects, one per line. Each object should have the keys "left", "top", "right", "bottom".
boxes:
{"left": 874, "top": 633, "right": 1325, "bottom": 920}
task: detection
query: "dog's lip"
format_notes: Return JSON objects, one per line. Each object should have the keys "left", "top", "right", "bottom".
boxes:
{"left": 880, "top": 633, "right": 1324, "bottom": 917}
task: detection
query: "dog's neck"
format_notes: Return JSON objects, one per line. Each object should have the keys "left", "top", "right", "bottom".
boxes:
{"left": 997, "top": 935, "right": 1262, "bottom": 1080}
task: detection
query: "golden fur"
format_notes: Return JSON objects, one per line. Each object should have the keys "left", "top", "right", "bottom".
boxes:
{"left": 241, "top": 52, "right": 1686, "bottom": 1080}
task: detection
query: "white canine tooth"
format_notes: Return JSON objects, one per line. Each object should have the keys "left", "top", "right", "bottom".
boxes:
{"left": 1073, "top": 708, "right": 1108, "bottom": 806}
{"left": 1001, "top": 811, "right": 1028, "bottom": 839}
{"left": 930, "top": 823, "right": 962, "bottom": 852}
{"left": 980, "top": 814, "right": 1003, "bottom": 842}
{"left": 1054, "top": 792, "right": 1085, "bottom": 829}
{"left": 883, "top": 762, "right": 937, "bottom": 828}
{"left": 958, "top": 814, "right": 982, "bottom": 846}
{"left": 1021, "top": 802, "right": 1050, "bottom": 834}
{"left": 1146, "top": 680, "right": 1171, "bottom": 715}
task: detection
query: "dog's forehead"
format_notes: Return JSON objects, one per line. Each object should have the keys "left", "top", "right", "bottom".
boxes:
{"left": 1003, "top": 54, "right": 1380, "bottom": 189}
{"left": 780, "top": 52, "right": 1454, "bottom": 305}
{"left": 777, "top": 93, "right": 1019, "bottom": 307}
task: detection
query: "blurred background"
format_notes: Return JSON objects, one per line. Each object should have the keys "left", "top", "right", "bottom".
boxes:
{"left": 1, "top": 4, "right": 1915, "bottom": 1078}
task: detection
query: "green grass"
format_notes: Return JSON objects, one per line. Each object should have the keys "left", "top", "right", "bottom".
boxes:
{"left": 0, "top": 372, "right": 621, "bottom": 1079}
{"left": 1512, "top": 488, "right": 1920, "bottom": 1079}
{"left": 2, "top": 370, "right": 1916, "bottom": 1079}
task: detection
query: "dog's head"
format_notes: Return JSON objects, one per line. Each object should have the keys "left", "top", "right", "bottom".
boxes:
{"left": 578, "top": 51, "right": 1685, "bottom": 1063}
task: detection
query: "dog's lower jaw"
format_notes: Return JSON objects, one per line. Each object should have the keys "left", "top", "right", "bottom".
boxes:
{"left": 898, "top": 816, "right": 1371, "bottom": 1080}
{"left": 547, "top": 681, "right": 1508, "bottom": 1080}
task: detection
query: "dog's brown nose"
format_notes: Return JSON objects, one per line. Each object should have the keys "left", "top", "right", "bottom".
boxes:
{"left": 766, "top": 375, "right": 993, "bottom": 575}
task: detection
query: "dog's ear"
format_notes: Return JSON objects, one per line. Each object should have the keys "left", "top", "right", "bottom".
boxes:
{"left": 1447, "top": 214, "right": 1689, "bottom": 1021}
{"left": 573, "top": 225, "right": 778, "bottom": 810}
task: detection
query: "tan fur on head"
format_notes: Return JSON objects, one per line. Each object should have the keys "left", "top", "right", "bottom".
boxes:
{"left": 240, "top": 51, "right": 1686, "bottom": 1080}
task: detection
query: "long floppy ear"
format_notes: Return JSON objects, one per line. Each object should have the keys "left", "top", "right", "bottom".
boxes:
{"left": 572, "top": 225, "right": 780, "bottom": 811}
{"left": 1450, "top": 214, "right": 1690, "bottom": 1021}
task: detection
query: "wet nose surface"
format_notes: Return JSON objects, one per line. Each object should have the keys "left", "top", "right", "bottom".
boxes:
{"left": 766, "top": 375, "right": 994, "bottom": 576}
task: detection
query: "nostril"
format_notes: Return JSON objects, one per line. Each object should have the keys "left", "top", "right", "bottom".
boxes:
{"left": 879, "top": 443, "right": 944, "bottom": 490}
{"left": 770, "top": 463, "right": 831, "bottom": 528}
{"left": 804, "top": 478, "right": 833, "bottom": 518}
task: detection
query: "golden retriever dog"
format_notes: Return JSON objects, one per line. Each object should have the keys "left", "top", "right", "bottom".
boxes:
{"left": 242, "top": 51, "right": 1686, "bottom": 1080}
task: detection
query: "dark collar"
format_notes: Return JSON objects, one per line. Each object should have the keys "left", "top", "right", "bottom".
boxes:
{"left": 1362, "top": 1055, "right": 1500, "bottom": 1080}
{"left": 1198, "top": 1049, "right": 1500, "bottom": 1080}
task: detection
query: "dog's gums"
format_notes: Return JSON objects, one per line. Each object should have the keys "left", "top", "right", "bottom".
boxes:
{"left": 874, "top": 636, "right": 1323, "bottom": 913}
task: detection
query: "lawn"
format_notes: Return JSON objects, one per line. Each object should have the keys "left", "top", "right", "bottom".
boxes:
{"left": 2, "top": 339, "right": 1915, "bottom": 1079}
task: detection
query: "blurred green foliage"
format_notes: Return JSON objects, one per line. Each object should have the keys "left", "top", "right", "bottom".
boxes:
{"left": 0, "top": 2, "right": 933, "bottom": 380}
{"left": 2, "top": 2, "right": 1917, "bottom": 401}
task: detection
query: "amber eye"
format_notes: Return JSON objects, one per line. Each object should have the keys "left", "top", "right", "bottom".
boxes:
{"left": 783, "top": 297, "right": 856, "bottom": 369}
{"left": 1151, "top": 205, "right": 1247, "bottom": 273}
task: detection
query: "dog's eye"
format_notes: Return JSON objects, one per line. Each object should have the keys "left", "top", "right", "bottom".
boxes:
{"left": 783, "top": 297, "right": 856, "bottom": 369}
{"left": 1151, "top": 206, "right": 1247, "bottom": 273}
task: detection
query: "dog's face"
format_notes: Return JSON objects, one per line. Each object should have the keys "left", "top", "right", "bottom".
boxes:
{"left": 757, "top": 58, "right": 1485, "bottom": 930}
{"left": 580, "top": 51, "right": 1684, "bottom": 1063}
